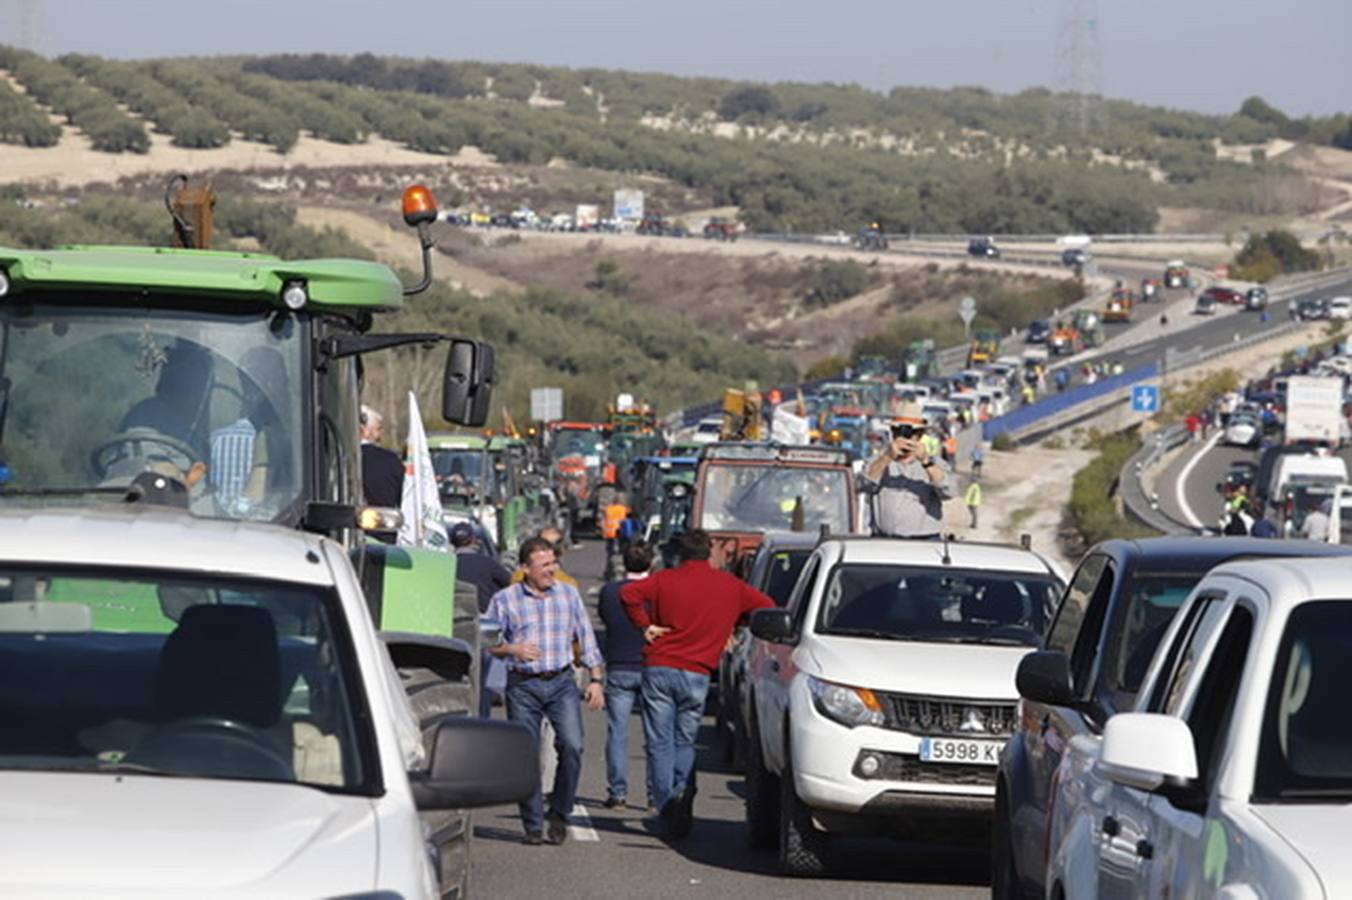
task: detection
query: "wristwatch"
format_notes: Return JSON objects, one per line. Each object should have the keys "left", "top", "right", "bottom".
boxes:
{"left": 589, "top": 676, "right": 604, "bottom": 685}
{"left": 922, "top": 459, "right": 938, "bottom": 469}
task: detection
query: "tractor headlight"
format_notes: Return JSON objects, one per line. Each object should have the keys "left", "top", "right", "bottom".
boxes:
{"left": 281, "top": 280, "right": 308, "bottom": 310}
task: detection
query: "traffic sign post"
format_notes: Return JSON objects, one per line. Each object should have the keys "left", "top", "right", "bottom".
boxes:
{"left": 1131, "top": 383, "right": 1160, "bottom": 414}
{"left": 959, "top": 296, "right": 976, "bottom": 339}
{"left": 530, "top": 387, "right": 563, "bottom": 422}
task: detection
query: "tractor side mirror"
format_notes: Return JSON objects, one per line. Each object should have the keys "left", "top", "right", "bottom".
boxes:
{"left": 443, "top": 339, "right": 495, "bottom": 427}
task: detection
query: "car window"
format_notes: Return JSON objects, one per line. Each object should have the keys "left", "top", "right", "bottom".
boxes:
{"left": 760, "top": 549, "right": 812, "bottom": 607}
{"left": 1184, "top": 603, "right": 1254, "bottom": 792}
{"left": 1255, "top": 601, "right": 1352, "bottom": 801}
{"left": 1159, "top": 595, "right": 1233, "bottom": 717}
{"left": 0, "top": 565, "right": 372, "bottom": 793}
{"left": 1102, "top": 576, "right": 1197, "bottom": 709}
{"left": 1067, "top": 561, "right": 1116, "bottom": 695}
{"left": 786, "top": 554, "right": 821, "bottom": 633}
{"left": 1045, "top": 553, "right": 1107, "bottom": 654}
{"left": 814, "top": 563, "right": 1061, "bottom": 646}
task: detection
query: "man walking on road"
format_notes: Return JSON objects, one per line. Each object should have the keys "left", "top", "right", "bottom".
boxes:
{"left": 487, "top": 537, "right": 605, "bottom": 845}
{"left": 598, "top": 540, "right": 655, "bottom": 810}
{"left": 621, "top": 529, "right": 774, "bottom": 838}
{"left": 861, "top": 404, "right": 956, "bottom": 539}
{"left": 965, "top": 478, "right": 982, "bottom": 529}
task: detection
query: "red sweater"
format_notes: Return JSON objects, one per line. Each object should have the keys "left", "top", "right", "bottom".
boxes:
{"left": 620, "top": 560, "right": 775, "bottom": 675}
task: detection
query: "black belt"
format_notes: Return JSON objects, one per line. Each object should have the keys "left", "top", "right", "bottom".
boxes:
{"left": 509, "top": 667, "right": 571, "bottom": 681}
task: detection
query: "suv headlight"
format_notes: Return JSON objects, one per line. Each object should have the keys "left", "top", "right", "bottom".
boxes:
{"left": 807, "top": 676, "right": 884, "bottom": 728}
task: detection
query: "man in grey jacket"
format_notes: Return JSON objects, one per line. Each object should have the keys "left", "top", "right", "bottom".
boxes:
{"left": 862, "top": 403, "right": 956, "bottom": 538}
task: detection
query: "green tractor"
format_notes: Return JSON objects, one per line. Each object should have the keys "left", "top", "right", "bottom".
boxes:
{"left": 0, "top": 183, "right": 494, "bottom": 898}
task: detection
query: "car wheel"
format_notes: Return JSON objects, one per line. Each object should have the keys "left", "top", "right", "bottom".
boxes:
{"left": 743, "top": 711, "right": 780, "bottom": 850}
{"left": 716, "top": 689, "right": 735, "bottom": 764}
{"left": 779, "top": 747, "right": 829, "bottom": 877}
{"left": 991, "top": 791, "right": 1023, "bottom": 900}
{"left": 730, "top": 707, "right": 748, "bottom": 773}
{"left": 402, "top": 667, "right": 473, "bottom": 899}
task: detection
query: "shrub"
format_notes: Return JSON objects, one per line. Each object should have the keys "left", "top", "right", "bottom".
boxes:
{"left": 718, "top": 86, "right": 779, "bottom": 120}
{"left": 1233, "top": 229, "right": 1321, "bottom": 281}
{"left": 806, "top": 260, "right": 872, "bottom": 308}
{"left": 804, "top": 356, "right": 849, "bottom": 380}
{"left": 1068, "top": 429, "right": 1158, "bottom": 548}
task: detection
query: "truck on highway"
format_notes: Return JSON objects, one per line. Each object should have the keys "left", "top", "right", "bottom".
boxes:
{"left": 1284, "top": 375, "right": 1345, "bottom": 448}
{"left": 1164, "top": 259, "right": 1190, "bottom": 289}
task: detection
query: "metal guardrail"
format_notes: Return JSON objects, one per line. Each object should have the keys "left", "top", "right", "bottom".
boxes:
{"left": 1120, "top": 425, "right": 1193, "bottom": 534}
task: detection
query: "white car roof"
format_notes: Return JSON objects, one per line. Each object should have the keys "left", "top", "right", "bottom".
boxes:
{"left": 1206, "top": 557, "right": 1352, "bottom": 611}
{"left": 827, "top": 537, "right": 1060, "bottom": 577}
{"left": 0, "top": 508, "right": 335, "bottom": 586}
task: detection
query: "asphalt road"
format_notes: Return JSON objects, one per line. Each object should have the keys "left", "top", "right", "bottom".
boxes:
{"left": 469, "top": 539, "right": 990, "bottom": 899}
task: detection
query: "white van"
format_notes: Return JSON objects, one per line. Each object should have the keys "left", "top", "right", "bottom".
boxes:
{"left": 1269, "top": 454, "right": 1349, "bottom": 508}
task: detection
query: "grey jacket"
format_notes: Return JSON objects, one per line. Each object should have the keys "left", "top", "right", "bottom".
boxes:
{"left": 862, "top": 455, "right": 956, "bottom": 537}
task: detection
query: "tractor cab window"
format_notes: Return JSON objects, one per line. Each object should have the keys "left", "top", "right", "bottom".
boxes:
{"left": 0, "top": 302, "right": 305, "bottom": 524}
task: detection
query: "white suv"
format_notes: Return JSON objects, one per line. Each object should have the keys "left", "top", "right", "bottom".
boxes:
{"left": 1045, "top": 556, "right": 1352, "bottom": 899}
{"left": 0, "top": 508, "right": 535, "bottom": 899}
{"left": 743, "top": 536, "right": 1065, "bottom": 876}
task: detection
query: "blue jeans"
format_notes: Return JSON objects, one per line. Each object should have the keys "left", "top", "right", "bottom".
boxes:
{"left": 604, "top": 668, "right": 648, "bottom": 803}
{"left": 640, "top": 666, "right": 710, "bottom": 813}
{"left": 505, "top": 670, "right": 585, "bottom": 832}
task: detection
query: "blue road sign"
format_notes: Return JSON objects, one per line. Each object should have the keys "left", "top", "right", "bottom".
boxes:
{"left": 1132, "top": 384, "right": 1160, "bottom": 413}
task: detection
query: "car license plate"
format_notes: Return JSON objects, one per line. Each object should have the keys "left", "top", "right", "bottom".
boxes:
{"left": 920, "top": 737, "right": 1003, "bottom": 766}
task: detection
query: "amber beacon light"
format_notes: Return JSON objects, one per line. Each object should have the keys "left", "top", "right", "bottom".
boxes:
{"left": 402, "top": 185, "right": 439, "bottom": 227}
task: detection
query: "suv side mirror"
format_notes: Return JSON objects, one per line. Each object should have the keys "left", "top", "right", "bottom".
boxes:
{"left": 411, "top": 717, "right": 539, "bottom": 810}
{"left": 750, "top": 608, "right": 795, "bottom": 643}
{"left": 1098, "top": 712, "right": 1198, "bottom": 794}
{"left": 1015, "top": 650, "right": 1075, "bottom": 706}
{"left": 443, "top": 339, "right": 495, "bottom": 427}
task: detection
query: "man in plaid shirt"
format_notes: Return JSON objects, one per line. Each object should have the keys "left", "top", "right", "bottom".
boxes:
{"left": 487, "top": 536, "right": 605, "bottom": 845}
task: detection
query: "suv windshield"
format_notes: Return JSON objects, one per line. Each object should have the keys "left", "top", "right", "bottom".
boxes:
{"left": 0, "top": 302, "right": 304, "bottom": 523}
{"left": 0, "top": 565, "right": 372, "bottom": 792}
{"left": 1256, "top": 601, "right": 1352, "bottom": 801}
{"left": 816, "top": 563, "right": 1060, "bottom": 645}
{"left": 700, "top": 463, "right": 851, "bottom": 533}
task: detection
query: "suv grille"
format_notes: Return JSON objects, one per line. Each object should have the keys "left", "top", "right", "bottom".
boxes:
{"left": 880, "top": 693, "right": 1018, "bottom": 738}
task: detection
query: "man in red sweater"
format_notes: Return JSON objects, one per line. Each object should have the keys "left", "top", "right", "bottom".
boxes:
{"left": 621, "top": 529, "right": 773, "bottom": 837}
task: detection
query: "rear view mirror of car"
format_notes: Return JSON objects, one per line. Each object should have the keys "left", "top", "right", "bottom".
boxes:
{"left": 442, "top": 339, "right": 495, "bottom": 427}
{"left": 1015, "top": 650, "right": 1076, "bottom": 705}
{"left": 411, "top": 718, "right": 539, "bottom": 810}
{"left": 1098, "top": 712, "right": 1198, "bottom": 792}
{"left": 750, "top": 608, "right": 796, "bottom": 643}
{"left": 0, "top": 600, "right": 92, "bottom": 633}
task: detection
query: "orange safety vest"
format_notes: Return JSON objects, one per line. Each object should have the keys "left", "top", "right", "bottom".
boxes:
{"left": 944, "top": 435, "right": 959, "bottom": 458}
{"left": 603, "top": 503, "right": 629, "bottom": 540}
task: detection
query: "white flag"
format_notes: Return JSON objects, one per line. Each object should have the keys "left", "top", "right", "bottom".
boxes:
{"left": 398, "top": 391, "right": 449, "bottom": 551}
{"left": 771, "top": 406, "right": 812, "bottom": 445}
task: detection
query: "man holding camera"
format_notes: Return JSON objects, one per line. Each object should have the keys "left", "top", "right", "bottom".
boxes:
{"left": 863, "top": 403, "right": 956, "bottom": 539}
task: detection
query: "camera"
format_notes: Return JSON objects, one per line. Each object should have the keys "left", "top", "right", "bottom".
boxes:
{"left": 891, "top": 423, "right": 924, "bottom": 440}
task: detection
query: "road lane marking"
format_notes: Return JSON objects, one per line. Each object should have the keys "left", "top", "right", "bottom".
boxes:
{"left": 1176, "top": 432, "right": 1222, "bottom": 529}
{"left": 569, "top": 803, "right": 600, "bottom": 842}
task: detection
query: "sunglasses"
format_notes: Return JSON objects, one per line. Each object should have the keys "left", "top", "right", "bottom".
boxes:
{"left": 891, "top": 424, "right": 925, "bottom": 439}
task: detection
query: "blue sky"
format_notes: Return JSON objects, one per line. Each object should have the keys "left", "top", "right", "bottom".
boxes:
{"left": 4, "top": 0, "right": 1346, "bottom": 116}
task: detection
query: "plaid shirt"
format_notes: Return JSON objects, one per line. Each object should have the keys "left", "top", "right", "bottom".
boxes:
{"left": 209, "top": 418, "right": 256, "bottom": 505}
{"left": 486, "top": 579, "right": 603, "bottom": 674}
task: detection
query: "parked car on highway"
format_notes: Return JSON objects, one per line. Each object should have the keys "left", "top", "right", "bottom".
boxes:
{"left": 746, "top": 537, "right": 1064, "bottom": 876}
{"left": 993, "top": 536, "right": 1352, "bottom": 899}
{"left": 1296, "top": 296, "right": 1330, "bottom": 320}
{"left": 1193, "top": 293, "right": 1217, "bottom": 316}
{"left": 1043, "top": 556, "right": 1352, "bottom": 899}
{"left": 1025, "top": 319, "right": 1052, "bottom": 343}
{"left": 1245, "top": 286, "right": 1269, "bottom": 310}
{"left": 968, "top": 236, "right": 1001, "bottom": 259}
{"left": 1201, "top": 285, "right": 1245, "bottom": 307}
{"left": 0, "top": 507, "right": 536, "bottom": 899}
{"left": 1223, "top": 412, "right": 1262, "bottom": 448}
{"left": 718, "top": 531, "right": 820, "bottom": 769}
{"left": 1061, "top": 248, "right": 1090, "bottom": 267}
{"left": 1328, "top": 295, "right": 1352, "bottom": 320}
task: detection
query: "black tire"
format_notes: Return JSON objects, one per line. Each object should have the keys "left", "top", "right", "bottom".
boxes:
{"left": 716, "top": 693, "right": 735, "bottom": 764}
{"left": 779, "top": 749, "right": 829, "bottom": 877}
{"left": 730, "top": 708, "right": 748, "bottom": 772}
{"left": 992, "top": 791, "right": 1024, "bottom": 900}
{"left": 743, "top": 711, "right": 780, "bottom": 850}
{"left": 401, "top": 667, "right": 473, "bottom": 899}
